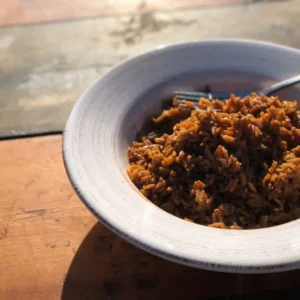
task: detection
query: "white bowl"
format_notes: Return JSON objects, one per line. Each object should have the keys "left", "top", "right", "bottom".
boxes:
{"left": 63, "top": 40, "right": 300, "bottom": 273}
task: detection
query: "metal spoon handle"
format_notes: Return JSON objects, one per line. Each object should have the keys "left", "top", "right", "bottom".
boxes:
{"left": 262, "top": 75, "right": 300, "bottom": 96}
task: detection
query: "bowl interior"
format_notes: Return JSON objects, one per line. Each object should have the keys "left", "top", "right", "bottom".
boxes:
{"left": 64, "top": 40, "right": 300, "bottom": 273}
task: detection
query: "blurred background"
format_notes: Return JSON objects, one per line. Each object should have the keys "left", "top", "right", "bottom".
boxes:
{"left": 0, "top": 0, "right": 298, "bottom": 138}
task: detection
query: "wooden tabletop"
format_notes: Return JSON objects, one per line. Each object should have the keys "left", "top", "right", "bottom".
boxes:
{"left": 1, "top": 0, "right": 300, "bottom": 137}
{"left": 1, "top": 135, "right": 300, "bottom": 300}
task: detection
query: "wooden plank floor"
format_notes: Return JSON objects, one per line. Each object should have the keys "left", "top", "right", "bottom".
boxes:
{"left": 1, "top": 135, "right": 300, "bottom": 300}
{"left": 0, "top": 0, "right": 299, "bottom": 137}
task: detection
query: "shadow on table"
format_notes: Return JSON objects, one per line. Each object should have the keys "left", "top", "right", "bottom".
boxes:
{"left": 61, "top": 222, "right": 300, "bottom": 300}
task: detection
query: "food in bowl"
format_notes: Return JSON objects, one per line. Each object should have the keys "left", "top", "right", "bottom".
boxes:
{"left": 127, "top": 94, "right": 300, "bottom": 229}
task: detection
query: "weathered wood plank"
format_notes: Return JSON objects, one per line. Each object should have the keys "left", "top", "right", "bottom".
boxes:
{"left": 0, "top": 0, "right": 244, "bottom": 26}
{"left": 1, "top": 135, "right": 300, "bottom": 300}
{"left": 1, "top": 1, "right": 300, "bottom": 137}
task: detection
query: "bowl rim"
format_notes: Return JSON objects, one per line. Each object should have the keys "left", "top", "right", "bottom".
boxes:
{"left": 63, "top": 39, "right": 300, "bottom": 273}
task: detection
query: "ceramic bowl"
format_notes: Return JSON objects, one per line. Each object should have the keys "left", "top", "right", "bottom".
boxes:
{"left": 63, "top": 40, "right": 300, "bottom": 273}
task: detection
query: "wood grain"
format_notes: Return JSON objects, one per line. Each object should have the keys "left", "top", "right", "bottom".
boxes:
{"left": 1, "top": 1, "right": 300, "bottom": 137}
{"left": 0, "top": 0, "right": 244, "bottom": 26}
{"left": 1, "top": 135, "right": 300, "bottom": 300}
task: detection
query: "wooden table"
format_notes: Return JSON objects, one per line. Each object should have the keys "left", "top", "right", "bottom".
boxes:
{"left": 1, "top": 136, "right": 300, "bottom": 300}
{"left": 1, "top": 0, "right": 300, "bottom": 137}
{"left": 2, "top": 1, "right": 300, "bottom": 299}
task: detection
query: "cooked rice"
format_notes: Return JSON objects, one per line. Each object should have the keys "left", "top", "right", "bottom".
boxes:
{"left": 127, "top": 94, "right": 300, "bottom": 229}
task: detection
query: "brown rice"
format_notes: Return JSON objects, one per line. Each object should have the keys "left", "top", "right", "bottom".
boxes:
{"left": 127, "top": 94, "right": 300, "bottom": 229}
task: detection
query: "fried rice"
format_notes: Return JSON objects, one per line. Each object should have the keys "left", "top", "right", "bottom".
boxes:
{"left": 127, "top": 94, "right": 300, "bottom": 229}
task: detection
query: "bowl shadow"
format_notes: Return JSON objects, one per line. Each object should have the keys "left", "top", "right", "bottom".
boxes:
{"left": 61, "top": 222, "right": 300, "bottom": 300}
